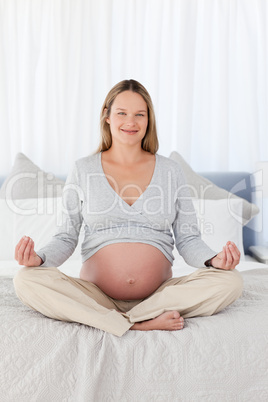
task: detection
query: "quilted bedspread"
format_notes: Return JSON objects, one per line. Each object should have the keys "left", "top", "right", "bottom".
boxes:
{"left": 1, "top": 268, "right": 268, "bottom": 402}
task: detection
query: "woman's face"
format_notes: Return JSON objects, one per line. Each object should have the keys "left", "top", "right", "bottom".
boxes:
{"left": 106, "top": 90, "right": 148, "bottom": 148}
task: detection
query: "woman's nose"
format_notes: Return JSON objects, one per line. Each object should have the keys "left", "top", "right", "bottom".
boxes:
{"left": 126, "top": 114, "right": 136, "bottom": 125}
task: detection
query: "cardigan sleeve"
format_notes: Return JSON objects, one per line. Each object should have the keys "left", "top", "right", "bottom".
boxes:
{"left": 36, "top": 163, "right": 83, "bottom": 267}
{"left": 171, "top": 164, "right": 217, "bottom": 268}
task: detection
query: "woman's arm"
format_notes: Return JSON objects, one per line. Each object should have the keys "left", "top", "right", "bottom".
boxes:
{"left": 15, "top": 163, "right": 84, "bottom": 268}
{"left": 172, "top": 165, "right": 240, "bottom": 269}
{"left": 171, "top": 164, "right": 218, "bottom": 268}
{"left": 36, "top": 163, "right": 83, "bottom": 267}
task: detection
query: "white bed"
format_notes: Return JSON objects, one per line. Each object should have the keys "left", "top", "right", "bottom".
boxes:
{"left": 1, "top": 152, "right": 268, "bottom": 401}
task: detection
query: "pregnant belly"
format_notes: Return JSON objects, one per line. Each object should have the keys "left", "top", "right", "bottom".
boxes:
{"left": 79, "top": 243, "right": 172, "bottom": 300}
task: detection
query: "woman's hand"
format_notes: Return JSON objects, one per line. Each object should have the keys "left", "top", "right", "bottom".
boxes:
{"left": 15, "top": 236, "right": 42, "bottom": 267}
{"left": 211, "top": 241, "right": 241, "bottom": 270}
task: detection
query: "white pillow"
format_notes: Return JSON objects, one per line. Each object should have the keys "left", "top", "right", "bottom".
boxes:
{"left": 192, "top": 198, "right": 245, "bottom": 260}
{"left": 0, "top": 198, "right": 82, "bottom": 261}
{"left": 0, "top": 152, "right": 64, "bottom": 199}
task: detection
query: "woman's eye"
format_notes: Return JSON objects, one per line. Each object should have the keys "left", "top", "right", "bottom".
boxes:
{"left": 117, "top": 112, "right": 144, "bottom": 117}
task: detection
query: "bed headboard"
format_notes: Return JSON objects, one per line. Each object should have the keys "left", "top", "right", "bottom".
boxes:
{"left": 0, "top": 171, "right": 257, "bottom": 254}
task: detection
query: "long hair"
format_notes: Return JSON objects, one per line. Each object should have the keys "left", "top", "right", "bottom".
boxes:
{"left": 96, "top": 79, "right": 158, "bottom": 154}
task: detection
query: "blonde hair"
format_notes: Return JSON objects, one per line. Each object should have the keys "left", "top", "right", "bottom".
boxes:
{"left": 96, "top": 79, "right": 159, "bottom": 154}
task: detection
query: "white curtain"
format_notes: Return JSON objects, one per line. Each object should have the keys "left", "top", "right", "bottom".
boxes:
{"left": 0, "top": 0, "right": 267, "bottom": 176}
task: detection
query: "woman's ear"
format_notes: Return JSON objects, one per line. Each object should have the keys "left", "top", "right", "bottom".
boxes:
{"left": 104, "top": 108, "right": 110, "bottom": 124}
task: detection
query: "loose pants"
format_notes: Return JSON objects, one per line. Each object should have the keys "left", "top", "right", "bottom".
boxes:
{"left": 13, "top": 266, "right": 243, "bottom": 337}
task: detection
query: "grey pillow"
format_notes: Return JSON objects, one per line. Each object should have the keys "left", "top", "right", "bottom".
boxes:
{"left": 0, "top": 153, "right": 65, "bottom": 199}
{"left": 169, "top": 151, "right": 259, "bottom": 225}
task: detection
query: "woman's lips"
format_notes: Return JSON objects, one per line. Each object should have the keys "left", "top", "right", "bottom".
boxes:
{"left": 121, "top": 129, "right": 138, "bottom": 134}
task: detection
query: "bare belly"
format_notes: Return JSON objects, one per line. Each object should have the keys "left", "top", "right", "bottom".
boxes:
{"left": 80, "top": 243, "right": 172, "bottom": 300}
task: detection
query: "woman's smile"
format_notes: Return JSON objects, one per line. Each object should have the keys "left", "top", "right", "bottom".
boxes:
{"left": 121, "top": 128, "right": 139, "bottom": 134}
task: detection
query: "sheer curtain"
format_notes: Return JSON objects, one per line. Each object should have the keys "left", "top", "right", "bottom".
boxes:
{"left": 0, "top": 0, "right": 267, "bottom": 176}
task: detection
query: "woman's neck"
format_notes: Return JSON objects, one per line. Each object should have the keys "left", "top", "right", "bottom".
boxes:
{"left": 103, "top": 145, "right": 148, "bottom": 165}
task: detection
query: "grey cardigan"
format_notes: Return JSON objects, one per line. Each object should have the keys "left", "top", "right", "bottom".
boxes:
{"left": 37, "top": 153, "right": 216, "bottom": 267}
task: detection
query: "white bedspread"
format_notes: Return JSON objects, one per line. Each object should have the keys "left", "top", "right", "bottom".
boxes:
{"left": 1, "top": 262, "right": 268, "bottom": 401}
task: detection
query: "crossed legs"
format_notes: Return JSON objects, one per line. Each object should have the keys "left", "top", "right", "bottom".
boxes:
{"left": 13, "top": 266, "right": 243, "bottom": 337}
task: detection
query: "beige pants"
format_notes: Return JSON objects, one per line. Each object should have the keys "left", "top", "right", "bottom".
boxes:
{"left": 13, "top": 266, "right": 243, "bottom": 337}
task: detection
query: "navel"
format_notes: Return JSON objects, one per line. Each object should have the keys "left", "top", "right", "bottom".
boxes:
{"left": 127, "top": 278, "right": 136, "bottom": 285}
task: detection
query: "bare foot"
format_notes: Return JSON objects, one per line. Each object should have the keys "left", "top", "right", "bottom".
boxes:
{"left": 130, "top": 311, "right": 184, "bottom": 331}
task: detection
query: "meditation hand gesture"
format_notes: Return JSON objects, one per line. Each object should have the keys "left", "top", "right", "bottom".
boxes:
{"left": 211, "top": 241, "right": 241, "bottom": 271}
{"left": 15, "top": 236, "right": 42, "bottom": 267}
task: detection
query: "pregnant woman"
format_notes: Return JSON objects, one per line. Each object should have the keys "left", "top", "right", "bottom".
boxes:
{"left": 13, "top": 79, "right": 243, "bottom": 336}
